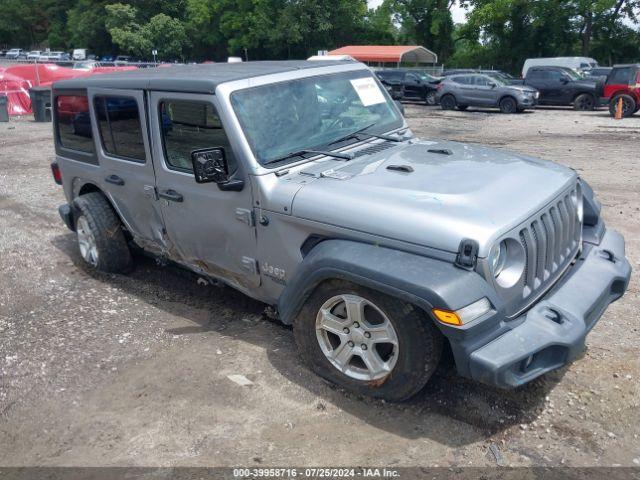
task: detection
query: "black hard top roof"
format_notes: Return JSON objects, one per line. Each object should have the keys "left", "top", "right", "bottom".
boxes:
{"left": 54, "top": 60, "right": 353, "bottom": 93}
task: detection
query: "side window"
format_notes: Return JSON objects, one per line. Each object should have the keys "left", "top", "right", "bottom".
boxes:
{"left": 548, "top": 70, "right": 565, "bottom": 82}
{"left": 55, "top": 94, "right": 94, "bottom": 153}
{"left": 474, "top": 76, "right": 489, "bottom": 86}
{"left": 607, "top": 67, "right": 633, "bottom": 85}
{"left": 94, "top": 96, "right": 146, "bottom": 162}
{"left": 406, "top": 73, "right": 419, "bottom": 82}
{"left": 159, "top": 99, "right": 236, "bottom": 173}
{"left": 452, "top": 76, "right": 468, "bottom": 85}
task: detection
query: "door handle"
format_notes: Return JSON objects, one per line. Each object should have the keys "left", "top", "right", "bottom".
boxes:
{"left": 158, "top": 189, "right": 183, "bottom": 202}
{"left": 105, "top": 174, "right": 125, "bottom": 186}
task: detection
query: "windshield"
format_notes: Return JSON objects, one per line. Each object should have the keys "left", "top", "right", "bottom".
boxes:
{"left": 563, "top": 68, "right": 582, "bottom": 80}
{"left": 231, "top": 71, "right": 402, "bottom": 166}
{"left": 486, "top": 73, "right": 507, "bottom": 86}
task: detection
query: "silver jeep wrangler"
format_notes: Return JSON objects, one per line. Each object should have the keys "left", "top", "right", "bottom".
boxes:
{"left": 51, "top": 61, "right": 631, "bottom": 401}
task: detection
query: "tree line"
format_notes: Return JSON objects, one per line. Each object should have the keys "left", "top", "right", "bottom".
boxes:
{"left": 0, "top": 0, "right": 638, "bottom": 72}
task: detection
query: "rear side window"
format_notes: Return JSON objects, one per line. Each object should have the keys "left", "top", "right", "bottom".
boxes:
{"left": 94, "top": 96, "right": 146, "bottom": 162}
{"left": 452, "top": 76, "right": 470, "bottom": 85}
{"left": 377, "top": 71, "right": 403, "bottom": 81}
{"left": 159, "top": 99, "right": 236, "bottom": 173}
{"left": 607, "top": 67, "right": 633, "bottom": 85}
{"left": 55, "top": 94, "right": 94, "bottom": 153}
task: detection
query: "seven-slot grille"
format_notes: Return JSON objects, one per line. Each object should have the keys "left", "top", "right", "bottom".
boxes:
{"left": 518, "top": 185, "right": 582, "bottom": 299}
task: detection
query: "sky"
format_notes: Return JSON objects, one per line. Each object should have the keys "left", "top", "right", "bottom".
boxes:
{"left": 367, "top": 0, "right": 469, "bottom": 24}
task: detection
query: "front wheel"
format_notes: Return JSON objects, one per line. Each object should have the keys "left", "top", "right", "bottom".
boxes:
{"left": 499, "top": 96, "right": 517, "bottom": 114}
{"left": 293, "top": 280, "right": 443, "bottom": 402}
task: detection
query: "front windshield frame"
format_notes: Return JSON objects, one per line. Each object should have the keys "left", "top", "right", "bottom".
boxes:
{"left": 230, "top": 70, "right": 403, "bottom": 168}
{"left": 562, "top": 68, "right": 582, "bottom": 80}
{"left": 485, "top": 73, "right": 507, "bottom": 86}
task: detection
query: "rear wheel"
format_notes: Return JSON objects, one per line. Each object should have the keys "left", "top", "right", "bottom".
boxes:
{"left": 609, "top": 94, "right": 637, "bottom": 118}
{"left": 425, "top": 90, "right": 437, "bottom": 106}
{"left": 72, "top": 192, "right": 132, "bottom": 273}
{"left": 440, "top": 94, "right": 456, "bottom": 110}
{"left": 499, "top": 96, "right": 517, "bottom": 114}
{"left": 574, "top": 93, "right": 596, "bottom": 111}
{"left": 293, "top": 280, "right": 443, "bottom": 402}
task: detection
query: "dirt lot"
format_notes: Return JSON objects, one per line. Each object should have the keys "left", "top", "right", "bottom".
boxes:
{"left": 0, "top": 105, "right": 638, "bottom": 468}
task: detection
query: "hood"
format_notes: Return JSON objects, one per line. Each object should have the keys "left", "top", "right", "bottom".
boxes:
{"left": 507, "top": 84, "right": 537, "bottom": 94}
{"left": 290, "top": 139, "right": 577, "bottom": 256}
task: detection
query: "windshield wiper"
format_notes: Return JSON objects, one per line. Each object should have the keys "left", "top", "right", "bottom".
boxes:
{"left": 328, "top": 123, "right": 406, "bottom": 146}
{"left": 263, "top": 149, "right": 354, "bottom": 166}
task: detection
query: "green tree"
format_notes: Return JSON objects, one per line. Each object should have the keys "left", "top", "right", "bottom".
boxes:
{"left": 144, "top": 13, "right": 189, "bottom": 59}
{"left": 104, "top": 3, "right": 150, "bottom": 56}
{"left": 390, "top": 0, "right": 456, "bottom": 62}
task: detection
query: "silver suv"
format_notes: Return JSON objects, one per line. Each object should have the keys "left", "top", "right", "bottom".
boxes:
{"left": 437, "top": 73, "right": 539, "bottom": 113}
{"left": 51, "top": 61, "right": 630, "bottom": 401}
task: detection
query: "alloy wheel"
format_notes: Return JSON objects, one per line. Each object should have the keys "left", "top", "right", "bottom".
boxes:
{"left": 76, "top": 216, "right": 99, "bottom": 267}
{"left": 315, "top": 294, "right": 399, "bottom": 381}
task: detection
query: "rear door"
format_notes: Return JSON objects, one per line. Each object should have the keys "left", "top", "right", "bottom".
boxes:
{"left": 87, "top": 88, "right": 165, "bottom": 249}
{"left": 526, "top": 69, "right": 558, "bottom": 103}
{"left": 147, "top": 92, "right": 260, "bottom": 290}
{"left": 456, "top": 75, "right": 478, "bottom": 103}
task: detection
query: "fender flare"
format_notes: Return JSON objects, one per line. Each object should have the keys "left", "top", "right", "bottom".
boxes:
{"left": 277, "top": 239, "right": 497, "bottom": 326}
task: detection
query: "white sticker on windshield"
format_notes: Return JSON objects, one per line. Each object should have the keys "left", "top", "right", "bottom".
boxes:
{"left": 350, "top": 77, "right": 386, "bottom": 107}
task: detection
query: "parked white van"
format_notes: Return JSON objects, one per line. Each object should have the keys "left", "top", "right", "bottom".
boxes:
{"left": 522, "top": 57, "right": 598, "bottom": 77}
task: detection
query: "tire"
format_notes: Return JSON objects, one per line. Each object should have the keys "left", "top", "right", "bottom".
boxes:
{"left": 499, "top": 96, "right": 517, "bottom": 114}
{"left": 440, "top": 94, "right": 456, "bottom": 110}
{"left": 574, "top": 93, "right": 596, "bottom": 111}
{"left": 72, "top": 192, "right": 132, "bottom": 273}
{"left": 425, "top": 90, "right": 437, "bottom": 106}
{"left": 608, "top": 94, "right": 637, "bottom": 118}
{"left": 457, "top": 105, "right": 468, "bottom": 111}
{"left": 293, "top": 280, "right": 443, "bottom": 402}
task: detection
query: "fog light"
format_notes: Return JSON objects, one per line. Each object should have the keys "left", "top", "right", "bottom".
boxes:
{"left": 433, "top": 297, "right": 492, "bottom": 327}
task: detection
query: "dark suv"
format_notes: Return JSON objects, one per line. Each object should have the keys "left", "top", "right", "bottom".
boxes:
{"left": 524, "top": 66, "right": 599, "bottom": 110}
{"left": 375, "top": 69, "right": 441, "bottom": 105}
{"left": 602, "top": 64, "right": 640, "bottom": 117}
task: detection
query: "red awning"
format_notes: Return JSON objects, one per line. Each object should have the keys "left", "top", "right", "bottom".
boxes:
{"left": 328, "top": 45, "right": 438, "bottom": 64}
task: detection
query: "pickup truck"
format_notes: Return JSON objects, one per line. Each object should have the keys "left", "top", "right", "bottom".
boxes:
{"left": 524, "top": 66, "right": 600, "bottom": 110}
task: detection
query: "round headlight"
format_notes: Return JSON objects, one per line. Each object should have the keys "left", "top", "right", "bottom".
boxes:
{"left": 489, "top": 241, "right": 508, "bottom": 277}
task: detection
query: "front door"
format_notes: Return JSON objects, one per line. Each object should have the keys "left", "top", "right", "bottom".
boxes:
{"left": 404, "top": 73, "right": 423, "bottom": 99}
{"left": 472, "top": 75, "right": 499, "bottom": 106}
{"left": 87, "top": 88, "right": 165, "bottom": 249}
{"left": 148, "top": 92, "right": 260, "bottom": 291}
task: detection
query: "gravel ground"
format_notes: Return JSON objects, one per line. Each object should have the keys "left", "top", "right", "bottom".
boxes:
{"left": 0, "top": 105, "right": 638, "bottom": 468}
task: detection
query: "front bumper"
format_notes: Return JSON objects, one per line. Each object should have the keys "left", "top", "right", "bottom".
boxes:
{"left": 518, "top": 95, "right": 538, "bottom": 107}
{"left": 467, "top": 228, "right": 630, "bottom": 388}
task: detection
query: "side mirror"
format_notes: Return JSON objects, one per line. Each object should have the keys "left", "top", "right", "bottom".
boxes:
{"left": 191, "top": 147, "right": 228, "bottom": 184}
{"left": 191, "top": 147, "right": 245, "bottom": 191}
{"left": 489, "top": 82, "right": 497, "bottom": 88}
{"left": 560, "top": 77, "right": 569, "bottom": 84}
{"left": 394, "top": 100, "right": 405, "bottom": 116}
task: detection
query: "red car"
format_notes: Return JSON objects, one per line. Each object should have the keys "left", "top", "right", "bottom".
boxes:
{"left": 603, "top": 64, "right": 640, "bottom": 117}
